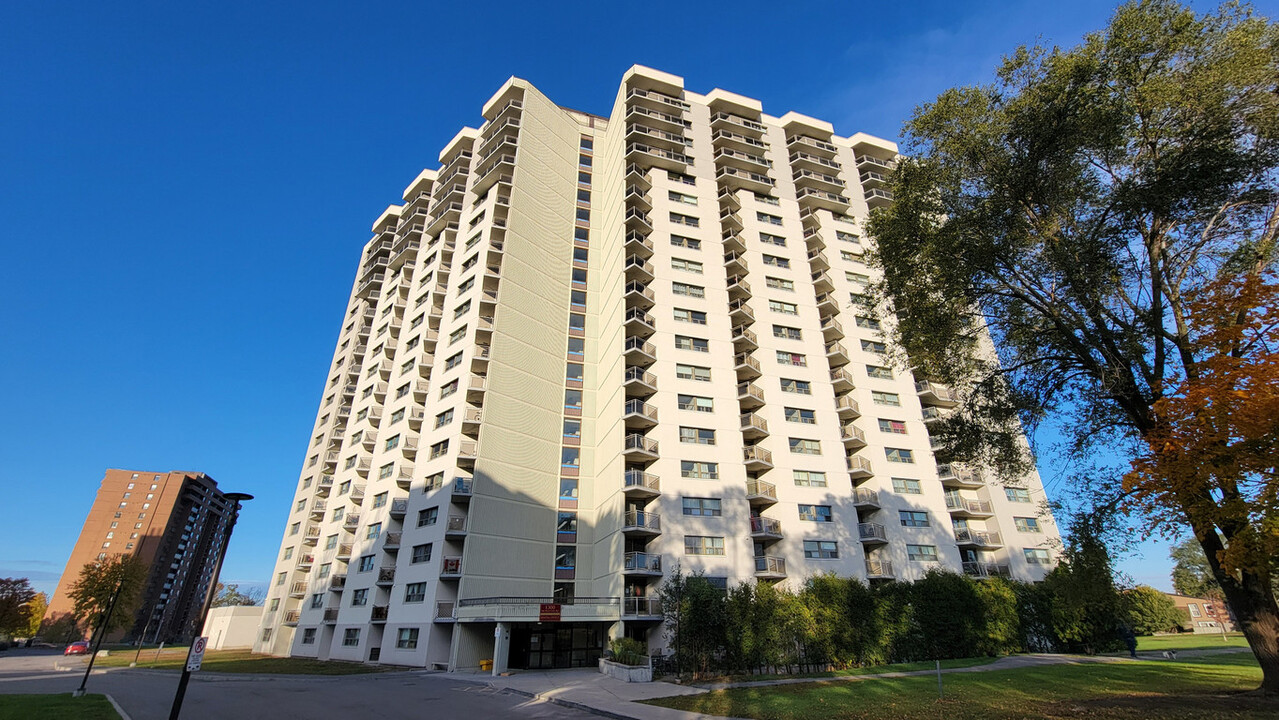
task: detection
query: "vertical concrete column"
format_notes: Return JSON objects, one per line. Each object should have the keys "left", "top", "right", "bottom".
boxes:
{"left": 492, "top": 622, "right": 511, "bottom": 675}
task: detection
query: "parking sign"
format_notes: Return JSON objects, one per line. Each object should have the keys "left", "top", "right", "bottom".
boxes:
{"left": 186, "top": 636, "right": 208, "bottom": 672}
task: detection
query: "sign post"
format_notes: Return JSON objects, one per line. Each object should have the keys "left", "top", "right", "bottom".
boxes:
{"left": 185, "top": 637, "right": 207, "bottom": 672}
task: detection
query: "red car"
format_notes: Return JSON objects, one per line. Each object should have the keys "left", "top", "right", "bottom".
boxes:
{"left": 64, "top": 641, "right": 90, "bottom": 656}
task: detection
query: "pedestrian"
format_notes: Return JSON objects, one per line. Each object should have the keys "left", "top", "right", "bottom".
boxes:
{"left": 1120, "top": 623, "right": 1138, "bottom": 659}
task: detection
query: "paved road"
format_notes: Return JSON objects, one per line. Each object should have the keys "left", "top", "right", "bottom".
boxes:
{"left": 0, "top": 648, "right": 597, "bottom": 720}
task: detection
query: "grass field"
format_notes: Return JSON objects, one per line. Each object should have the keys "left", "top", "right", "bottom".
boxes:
{"left": 1137, "top": 632, "right": 1248, "bottom": 652}
{"left": 703, "top": 657, "right": 998, "bottom": 684}
{"left": 647, "top": 652, "right": 1275, "bottom": 719}
{"left": 0, "top": 693, "right": 121, "bottom": 720}
{"left": 91, "top": 647, "right": 390, "bottom": 675}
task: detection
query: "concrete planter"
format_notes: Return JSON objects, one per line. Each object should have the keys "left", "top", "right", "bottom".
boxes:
{"left": 598, "top": 657, "right": 652, "bottom": 683}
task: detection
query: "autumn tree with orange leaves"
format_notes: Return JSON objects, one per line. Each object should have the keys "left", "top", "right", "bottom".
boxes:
{"left": 866, "top": 1, "right": 1279, "bottom": 692}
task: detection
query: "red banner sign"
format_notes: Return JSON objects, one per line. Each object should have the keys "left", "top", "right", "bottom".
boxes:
{"left": 539, "top": 603, "right": 561, "bottom": 622}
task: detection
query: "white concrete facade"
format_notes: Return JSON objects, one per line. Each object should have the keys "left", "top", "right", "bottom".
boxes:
{"left": 253, "top": 67, "right": 1061, "bottom": 670}
{"left": 203, "top": 606, "right": 264, "bottom": 650}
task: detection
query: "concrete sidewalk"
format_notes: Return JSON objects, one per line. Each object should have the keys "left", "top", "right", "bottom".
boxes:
{"left": 456, "top": 668, "right": 736, "bottom": 720}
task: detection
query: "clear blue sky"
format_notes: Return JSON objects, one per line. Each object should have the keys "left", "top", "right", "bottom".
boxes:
{"left": 4, "top": 0, "right": 1265, "bottom": 598}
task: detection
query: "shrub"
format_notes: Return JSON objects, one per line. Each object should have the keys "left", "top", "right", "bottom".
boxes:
{"left": 609, "top": 637, "right": 648, "bottom": 666}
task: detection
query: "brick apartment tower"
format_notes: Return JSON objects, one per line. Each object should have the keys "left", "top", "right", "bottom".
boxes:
{"left": 255, "top": 66, "right": 1062, "bottom": 671}
{"left": 47, "top": 469, "right": 232, "bottom": 643}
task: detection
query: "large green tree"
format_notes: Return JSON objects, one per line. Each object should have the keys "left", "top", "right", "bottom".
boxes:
{"left": 0, "top": 578, "right": 37, "bottom": 638}
{"left": 865, "top": 0, "right": 1279, "bottom": 690}
{"left": 67, "top": 555, "right": 147, "bottom": 639}
{"left": 1123, "top": 585, "right": 1185, "bottom": 634}
{"left": 1170, "top": 537, "right": 1223, "bottom": 598}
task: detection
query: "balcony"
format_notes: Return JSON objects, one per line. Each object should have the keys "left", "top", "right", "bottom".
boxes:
{"left": 336, "top": 543, "right": 352, "bottom": 560}
{"left": 626, "top": 103, "right": 690, "bottom": 131}
{"left": 315, "top": 475, "right": 334, "bottom": 496}
{"left": 623, "top": 551, "right": 663, "bottom": 576}
{"left": 841, "top": 423, "right": 867, "bottom": 449}
{"left": 623, "top": 433, "right": 659, "bottom": 461}
{"left": 623, "top": 366, "right": 658, "bottom": 397}
{"left": 825, "top": 342, "right": 850, "bottom": 366}
{"left": 749, "top": 516, "right": 783, "bottom": 541}
{"left": 793, "top": 168, "right": 846, "bottom": 192}
{"left": 710, "top": 111, "right": 766, "bottom": 136}
{"left": 389, "top": 498, "right": 408, "bottom": 519}
{"left": 624, "top": 336, "right": 657, "bottom": 363}
{"left": 288, "top": 582, "right": 307, "bottom": 598}
{"left": 736, "top": 381, "right": 765, "bottom": 409}
{"left": 329, "top": 574, "right": 347, "bottom": 591}
{"left": 407, "top": 408, "right": 425, "bottom": 429}
{"left": 400, "top": 438, "right": 418, "bottom": 460}
{"left": 623, "top": 510, "right": 662, "bottom": 536}
{"left": 857, "top": 154, "right": 897, "bottom": 172}
{"left": 711, "top": 126, "right": 767, "bottom": 150}
{"left": 830, "top": 367, "right": 855, "bottom": 392}
{"left": 625, "top": 229, "right": 654, "bottom": 257}
{"left": 714, "top": 146, "right": 771, "bottom": 172}
{"left": 282, "top": 611, "right": 300, "bottom": 626}
{"left": 309, "top": 500, "right": 326, "bottom": 518}
{"left": 733, "top": 352, "right": 761, "bottom": 379}
{"left": 626, "top": 142, "right": 690, "bottom": 171}
{"left": 797, "top": 187, "right": 851, "bottom": 212}
{"left": 396, "top": 465, "right": 414, "bottom": 490}
{"left": 624, "top": 206, "right": 652, "bottom": 232}
{"left": 715, "top": 165, "right": 774, "bottom": 192}
{"left": 921, "top": 406, "right": 945, "bottom": 427}
{"left": 853, "top": 488, "right": 882, "bottom": 509}
{"left": 371, "top": 605, "right": 389, "bottom": 623}
{"left": 754, "top": 555, "right": 787, "bottom": 579}
{"left": 865, "top": 559, "right": 894, "bottom": 579}
{"left": 622, "top": 597, "right": 663, "bottom": 618}
{"left": 916, "top": 380, "right": 959, "bottom": 407}
{"left": 858, "top": 522, "right": 888, "bottom": 544}
{"left": 440, "top": 556, "right": 462, "bottom": 578}
{"left": 458, "top": 440, "right": 479, "bottom": 461}
{"left": 745, "top": 479, "right": 778, "bottom": 506}
{"left": 946, "top": 496, "right": 995, "bottom": 518}
{"left": 296, "top": 553, "right": 315, "bottom": 570}
{"left": 723, "top": 249, "right": 747, "bottom": 275}
{"left": 859, "top": 169, "right": 889, "bottom": 188}
{"left": 376, "top": 567, "right": 396, "bottom": 586}
{"left": 790, "top": 150, "right": 842, "bottom": 171}
{"left": 743, "top": 445, "right": 774, "bottom": 470}
{"left": 323, "top": 607, "right": 340, "bottom": 623}
{"left": 740, "top": 412, "right": 769, "bottom": 440}
{"left": 788, "top": 134, "right": 838, "bottom": 155}
{"left": 623, "top": 399, "right": 658, "bottom": 428}
{"left": 626, "top": 122, "right": 691, "bottom": 150}
{"left": 806, "top": 249, "right": 830, "bottom": 271}
{"left": 963, "top": 561, "right": 1012, "bottom": 578}
{"left": 442, "top": 515, "right": 467, "bottom": 538}
{"left": 461, "top": 408, "right": 482, "bottom": 434}
{"left": 434, "top": 602, "right": 456, "bottom": 622}
{"left": 955, "top": 529, "right": 1003, "bottom": 548}
{"left": 342, "top": 513, "right": 360, "bottom": 530}
{"left": 726, "top": 274, "right": 751, "bottom": 298}
{"left": 728, "top": 297, "right": 754, "bottom": 322}
{"left": 467, "top": 374, "right": 488, "bottom": 398}
{"left": 835, "top": 395, "right": 862, "bottom": 419}
{"left": 624, "top": 280, "right": 655, "bottom": 306}
{"left": 938, "top": 463, "right": 983, "bottom": 489}
{"left": 722, "top": 230, "right": 746, "bottom": 254}
{"left": 865, "top": 187, "right": 894, "bottom": 208}
{"left": 627, "top": 87, "right": 690, "bottom": 112}
{"left": 815, "top": 292, "right": 840, "bottom": 315}
{"left": 452, "top": 476, "right": 474, "bottom": 502}
{"left": 811, "top": 270, "right": 834, "bottom": 293}
{"left": 625, "top": 255, "right": 654, "bottom": 282}
{"left": 623, "top": 470, "right": 660, "bottom": 498}
{"left": 731, "top": 324, "right": 758, "bottom": 349}
{"left": 383, "top": 532, "right": 401, "bottom": 550}
{"left": 848, "top": 455, "right": 874, "bottom": 481}
{"left": 624, "top": 307, "right": 656, "bottom": 336}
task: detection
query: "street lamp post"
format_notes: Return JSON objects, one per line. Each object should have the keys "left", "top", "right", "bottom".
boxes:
{"left": 167, "top": 492, "right": 252, "bottom": 720}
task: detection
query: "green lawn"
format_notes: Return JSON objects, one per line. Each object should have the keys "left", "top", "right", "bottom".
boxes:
{"left": 1137, "top": 632, "right": 1248, "bottom": 652}
{"left": 647, "top": 652, "right": 1275, "bottom": 719}
{"left": 90, "top": 647, "right": 390, "bottom": 675}
{"left": 0, "top": 694, "right": 121, "bottom": 720}
{"left": 703, "top": 656, "right": 997, "bottom": 684}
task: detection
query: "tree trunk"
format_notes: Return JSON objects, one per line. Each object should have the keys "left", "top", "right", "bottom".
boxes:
{"left": 1197, "top": 531, "right": 1279, "bottom": 694}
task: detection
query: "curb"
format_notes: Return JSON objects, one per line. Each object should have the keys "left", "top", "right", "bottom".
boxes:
{"left": 105, "top": 693, "right": 133, "bottom": 720}
{"left": 497, "top": 685, "right": 642, "bottom": 720}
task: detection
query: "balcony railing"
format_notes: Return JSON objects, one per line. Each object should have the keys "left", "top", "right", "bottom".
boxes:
{"left": 858, "top": 522, "right": 888, "bottom": 542}
{"left": 755, "top": 556, "right": 786, "bottom": 576}
{"left": 622, "top": 597, "right": 663, "bottom": 617}
{"left": 624, "top": 551, "right": 662, "bottom": 574}
{"left": 623, "top": 510, "right": 662, "bottom": 532}
{"left": 746, "top": 479, "right": 778, "bottom": 502}
{"left": 624, "top": 470, "right": 661, "bottom": 494}
{"left": 865, "top": 559, "right": 894, "bottom": 578}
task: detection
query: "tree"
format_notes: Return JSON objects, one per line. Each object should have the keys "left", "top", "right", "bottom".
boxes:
{"left": 0, "top": 578, "right": 37, "bottom": 637}
{"left": 66, "top": 555, "right": 147, "bottom": 638}
{"left": 865, "top": 0, "right": 1279, "bottom": 690}
{"left": 212, "top": 583, "right": 263, "bottom": 607}
{"left": 657, "top": 567, "right": 726, "bottom": 678}
{"left": 1041, "top": 513, "right": 1126, "bottom": 654}
{"left": 1170, "top": 537, "right": 1223, "bottom": 598}
{"left": 1123, "top": 585, "right": 1185, "bottom": 634}
{"left": 39, "top": 613, "right": 82, "bottom": 643}
{"left": 24, "top": 593, "right": 47, "bottom": 638}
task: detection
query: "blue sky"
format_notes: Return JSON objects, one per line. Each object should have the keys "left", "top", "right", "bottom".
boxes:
{"left": 3, "top": 0, "right": 1265, "bottom": 598}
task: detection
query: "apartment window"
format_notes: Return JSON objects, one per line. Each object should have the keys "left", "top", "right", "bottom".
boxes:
{"left": 561, "top": 447, "right": 580, "bottom": 468}
{"left": 670, "top": 212, "right": 699, "bottom": 227}
{"left": 282, "top": 546, "right": 294, "bottom": 560}
{"left": 878, "top": 419, "right": 908, "bottom": 434}
{"left": 861, "top": 340, "right": 888, "bottom": 354}
{"left": 429, "top": 440, "right": 449, "bottom": 459}
{"left": 1024, "top": 548, "right": 1051, "bottom": 565}
{"left": 372, "top": 492, "right": 387, "bottom": 509}
{"left": 1015, "top": 517, "right": 1042, "bottom": 533}
{"left": 424, "top": 472, "right": 444, "bottom": 491}
{"left": 339, "top": 480, "right": 351, "bottom": 495}
{"left": 872, "top": 391, "right": 901, "bottom": 406}
{"left": 803, "top": 540, "right": 838, "bottom": 559}
{"left": 559, "top": 478, "right": 579, "bottom": 501}
{"left": 325, "top": 534, "right": 338, "bottom": 549}
{"left": 570, "top": 290, "right": 586, "bottom": 309}
{"left": 762, "top": 254, "right": 790, "bottom": 268}
{"left": 671, "top": 235, "right": 701, "bottom": 249}
{"left": 679, "top": 427, "right": 716, "bottom": 445}
{"left": 457, "top": 276, "right": 475, "bottom": 293}
{"left": 332, "top": 507, "right": 345, "bottom": 522}
{"left": 684, "top": 536, "right": 725, "bottom": 555}
{"left": 295, "top": 499, "right": 306, "bottom": 512}
{"left": 671, "top": 257, "right": 703, "bottom": 274}
{"left": 755, "top": 192, "right": 779, "bottom": 205}
{"left": 276, "top": 572, "right": 286, "bottom": 586}
{"left": 668, "top": 170, "right": 695, "bottom": 185}
{"left": 855, "top": 316, "right": 882, "bottom": 331}
{"left": 366, "top": 523, "right": 381, "bottom": 540}
{"left": 578, "top": 171, "right": 591, "bottom": 185}
{"left": 565, "top": 389, "right": 583, "bottom": 409}
{"left": 1005, "top": 487, "right": 1032, "bottom": 503}
{"left": 668, "top": 190, "right": 697, "bottom": 205}
{"left": 396, "top": 628, "right": 419, "bottom": 650}
{"left": 677, "top": 394, "right": 714, "bottom": 412}
{"left": 676, "top": 364, "right": 711, "bottom": 381}
{"left": 892, "top": 477, "right": 923, "bottom": 494}
{"left": 674, "top": 308, "right": 707, "bottom": 324}
{"left": 899, "top": 511, "right": 930, "bottom": 528}
{"left": 866, "top": 365, "right": 894, "bottom": 380}
{"left": 799, "top": 505, "right": 833, "bottom": 522}
{"left": 784, "top": 407, "right": 816, "bottom": 424}
{"left": 385, "top": 434, "right": 400, "bottom": 451}
{"left": 682, "top": 497, "right": 722, "bottom": 516}
{"left": 776, "top": 351, "right": 806, "bottom": 366}
{"left": 760, "top": 232, "right": 786, "bottom": 246}
{"left": 793, "top": 470, "right": 827, "bottom": 487}
{"left": 841, "top": 250, "right": 860, "bottom": 262}
{"left": 356, "top": 555, "right": 375, "bottom": 572}
{"left": 400, "top": 359, "right": 415, "bottom": 374}
{"left": 672, "top": 282, "right": 705, "bottom": 298}
{"left": 907, "top": 545, "right": 939, "bottom": 562}
{"left": 379, "top": 463, "right": 395, "bottom": 480}
{"left": 351, "top": 588, "right": 368, "bottom": 606}
{"left": 885, "top": 448, "right": 915, "bottom": 463}
{"left": 675, "top": 335, "right": 709, "bottom": 352}
{"left": 836, "top": 231, "right": 860, "bottom": 244}
{"left": 435, "top": 409, "right": 454, "bottom": 428}
{"left": 299, "top": 628, "right": 317, "bottom": 645}
{"left": 411, "top": 543, "right": 433, "bottom": 564}
{"left": 757, "top": 212, "right": 783, "bottom": 225}
{"left": 580, "top": 137, "right": 593, "bottom": 150}
{"left": 448, "top": 327, "right": 467, "bottom": 345}
{"left": 681, "top": 461, "right": 719, "bottom": 479}
{"left": 563, "top": 418, "right": 581, "bottom": 438}
{"left": 556, "top": 546, "right": 576, "bottom": 570}
{"left": 780, "top": 378, "right": 812, "bottom": 394}
{"left": 566, "top": 363, "right": 584, "bottom": 383}
{"left": 440, "top": 380, "right": 459, "bottom": 398}
{"left": 773, "top": 325, "right": 802, "bottom": 340}
{"left": 318, "top": 563, "right": 331, "bottom": 578}
{"left": 405, "top": 583, "right": 427, "bottom": 603}
{"left": 789, "top": 438, "right": 821, "bottom": 455}
{"left": 1188, "top": 603, "right": 1202, "bottom": 617}
{"left": 765, "top": 276, "right": 794, "bottom": 291}
{"left": 422, "top": 506, "right": 442, "bottom": 529}
{"left": 769, "top": 300, "right": 798, "bottom": 315}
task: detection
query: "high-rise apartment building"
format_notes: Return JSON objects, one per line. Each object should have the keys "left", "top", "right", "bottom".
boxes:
{"left": 255, "top": 67, "right": 1060, "bottom": 671}
{"left": 47, "top": 469, "right": 232, "bottom": 643}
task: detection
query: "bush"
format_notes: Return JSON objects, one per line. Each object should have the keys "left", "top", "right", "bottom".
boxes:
{"left": 609, "top": 637, "right": 648, "bottom": 666}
